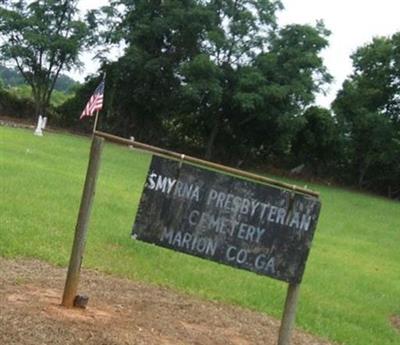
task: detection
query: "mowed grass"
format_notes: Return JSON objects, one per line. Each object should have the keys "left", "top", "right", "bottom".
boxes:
{"left": 1, "top": 126, "right": 399, "bottom": 345}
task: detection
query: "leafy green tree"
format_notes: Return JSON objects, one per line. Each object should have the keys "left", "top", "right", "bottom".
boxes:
{"left": 178, "top": 5, "right": 331, "bottom": 160}
{"left": 227, "top": 22, "right": 332, "bottom": 163}
{"left": 333, "top": 35, "right": 400, "bottom": 195}
{"left": 167, "top": 54, "right": 223, "bottom": 153}
{"left": 90, "top": 0, "right": 212, "bottom": 140}
{"left": 85, "top": 1, "right": 331, "bottom": 166}
{"left": 187, "top": 0, "right": 283, "bottom": 159}
{"left": 291, "top": 106, "right": 342, "bottom": 175}
{"left": 0, "top": 0, "right": 88, "bottom": 118}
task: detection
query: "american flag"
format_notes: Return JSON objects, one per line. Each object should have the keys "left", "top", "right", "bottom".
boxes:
{"left": 80, "top": 80, "right": 105, "bottom": 119}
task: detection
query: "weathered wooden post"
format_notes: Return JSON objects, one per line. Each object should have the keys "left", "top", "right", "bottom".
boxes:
{"left": 61, "top": 136, "right": 104, "bottom": 307}
{"left": 278, "top": 283, "right": 301, "bottom": 345}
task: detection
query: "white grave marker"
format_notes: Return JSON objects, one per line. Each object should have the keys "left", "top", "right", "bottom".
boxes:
{"left": 34, "top": 115, "right": 48, "bottom": 136}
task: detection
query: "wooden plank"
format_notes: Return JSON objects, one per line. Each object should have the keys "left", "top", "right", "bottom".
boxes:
{"left": 94, "top": 130, "right": 319, "bottom": 198}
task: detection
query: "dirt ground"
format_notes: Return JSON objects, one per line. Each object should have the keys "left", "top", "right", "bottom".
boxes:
{"left": 0, "top": 257, "right": 333, "bottom": 345}
{"left": 391, "top": 315, "right": 400, "bottom": 332}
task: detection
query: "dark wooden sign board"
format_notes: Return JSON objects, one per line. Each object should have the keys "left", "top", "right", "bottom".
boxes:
{"left": 132, "top": 156, "right": 321, "bottom": 284}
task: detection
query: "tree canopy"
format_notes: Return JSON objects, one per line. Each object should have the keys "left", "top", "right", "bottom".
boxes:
{"left": 0, "top": 0, "right": 88, "bottom": 117}
{"left": 333, "top": 35, "right": 400, "bottom": 196}
{"left": 84, "top": 0, "right": 331, "bottom": 164}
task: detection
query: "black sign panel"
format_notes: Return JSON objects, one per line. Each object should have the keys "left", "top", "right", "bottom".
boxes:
{"left": 132, "top": 156, "right": 321, "bottom": 284}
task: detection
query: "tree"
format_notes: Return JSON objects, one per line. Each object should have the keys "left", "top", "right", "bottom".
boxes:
{"left": 333, "top": 35, "right": 400, "bottom": 196}
{"left": 168, "top": 54, "right": 223, "bottom": 153}
{"left": 291, "top": 106, "right": 341, "bottom": 175}
{"left": 226, "top": 22, "right": 332, "bottom": 164}
{"left": 84, "top": 1, "right": 331, "bottom": 166}
{"left": 100, "top": 0, "right": 284, "bottom": 158}
{"left": 0, "top": 0, "right": 88, "bottom": 118}
{"left": 90, "top": 0, "right": 212, "bottom": 141}
{"left": 178, "top": 5, "right": 331, "bottom": 161}
{"left": 188, "top": 0, "right": 283, "bottom": 159}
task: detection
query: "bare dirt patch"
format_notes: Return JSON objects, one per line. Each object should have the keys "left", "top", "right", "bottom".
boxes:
{"left": 391, "top": 315, "right": 400, "bottom": 332}
{"left": 0, "top": 257, "right": 332, "bottom": 345}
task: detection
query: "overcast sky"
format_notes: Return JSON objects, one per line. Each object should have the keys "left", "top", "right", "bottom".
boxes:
{"left": 76, "top": 0, "right": 400, "bottom": 108}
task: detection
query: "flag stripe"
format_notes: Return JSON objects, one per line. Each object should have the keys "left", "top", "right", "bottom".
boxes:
{"left": 80, "top": 80, "right": 105, "bottom": 119}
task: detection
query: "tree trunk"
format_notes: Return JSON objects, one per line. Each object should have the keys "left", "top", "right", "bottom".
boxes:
{"left": 358, "top": 164, "right": 367, "bottom": 188}
{"left": 33, "top": 88, "right": 47, "bottom": 119}
{"left": 205, "top": 113, "right": 222, "bottom": 160}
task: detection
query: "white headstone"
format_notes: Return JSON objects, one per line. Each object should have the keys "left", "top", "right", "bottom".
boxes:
{"left": 34, "top": 115, "right": 43, "bottom": 136}
{"left": 41, "top": 117, "right": 47, "bottom": 130}
{"left": 129, "top": 136, "right": 135, "bottom": 149}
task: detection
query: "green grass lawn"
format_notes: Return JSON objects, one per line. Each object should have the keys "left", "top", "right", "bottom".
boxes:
{"left": 1, "top": 126, "right": 399, "bottom": 344}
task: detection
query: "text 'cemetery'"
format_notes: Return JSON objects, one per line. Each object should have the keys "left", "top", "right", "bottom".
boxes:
{"left": 132, "top": 156, "right": 321, "bottom": 284}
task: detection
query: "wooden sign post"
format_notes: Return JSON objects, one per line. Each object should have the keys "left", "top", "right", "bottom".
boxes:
{"left": 62, "top": 136, "right": 104, "bottom": 307}
{"left": 278, "top": 283, "right": 301, "bottom": 345}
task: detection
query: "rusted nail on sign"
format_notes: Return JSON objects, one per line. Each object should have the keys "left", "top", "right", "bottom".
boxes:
{"left": 132, "top": 156, "right": 321, "bottom": 284}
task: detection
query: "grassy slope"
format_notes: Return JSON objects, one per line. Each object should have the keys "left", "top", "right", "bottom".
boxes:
{"left": 1, "top": 126, "right": 399, "bottom": 344}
